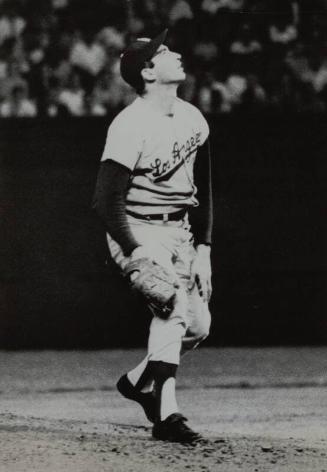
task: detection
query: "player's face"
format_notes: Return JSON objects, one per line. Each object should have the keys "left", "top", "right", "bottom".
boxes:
{"left": 150, "top": 45, "right": 186, "bottom": 84}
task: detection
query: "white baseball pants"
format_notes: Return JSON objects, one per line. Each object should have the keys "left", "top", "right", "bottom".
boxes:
{"left": 106, "top": 214, "right": 211, "bottom": 365}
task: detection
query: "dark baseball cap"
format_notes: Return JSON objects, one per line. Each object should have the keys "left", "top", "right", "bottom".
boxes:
{"left": 120, "top": 29, "right": 168, "bottom": 89}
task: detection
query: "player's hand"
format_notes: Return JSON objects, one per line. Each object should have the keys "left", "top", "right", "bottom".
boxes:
{"left": 189, "top": 244, "right": 212, "bottom": 303}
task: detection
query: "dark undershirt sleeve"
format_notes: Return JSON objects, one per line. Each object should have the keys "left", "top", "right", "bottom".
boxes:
{"left": 92, "top": 160, "right": 140, "bottom": 257}
{"left": 189, "top": 139, "right": 213, "bottom": 246}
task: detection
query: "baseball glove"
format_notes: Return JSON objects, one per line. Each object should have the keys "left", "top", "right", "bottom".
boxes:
{"left": 124, "top": 257, "right": 180, "bottom": 319}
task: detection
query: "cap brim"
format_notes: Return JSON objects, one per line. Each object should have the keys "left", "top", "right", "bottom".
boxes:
{"left": 142, "top": 29, "right": 168, "bottom": 61}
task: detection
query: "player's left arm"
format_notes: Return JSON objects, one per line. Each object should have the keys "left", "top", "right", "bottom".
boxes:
{"left": 189, "top": 138, "right": 213, "bottom": 302}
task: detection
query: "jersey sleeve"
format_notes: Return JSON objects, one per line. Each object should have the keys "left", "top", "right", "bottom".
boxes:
{"left": 100, "top": 112, "right": 144, "bottom": 170}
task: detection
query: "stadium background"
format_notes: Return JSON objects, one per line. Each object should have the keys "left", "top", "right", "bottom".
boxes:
{"left": 0, "top": 0, "right": 326, "bottom": 348}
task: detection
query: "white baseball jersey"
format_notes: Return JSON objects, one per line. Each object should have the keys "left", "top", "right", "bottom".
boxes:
{"left": 101, "top": 96, "right": 209, "bottom": 215}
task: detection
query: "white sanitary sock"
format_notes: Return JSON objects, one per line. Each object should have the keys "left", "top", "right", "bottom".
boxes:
{"left": 160, "top": 377, "right": 179, "bottom": 421}
{"left": 127, "top": 357, "right": 154, "bottom": 393}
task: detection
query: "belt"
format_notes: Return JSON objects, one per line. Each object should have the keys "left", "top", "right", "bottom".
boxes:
{"left": 126, "top": 208, "right": 187, "bottom": 222}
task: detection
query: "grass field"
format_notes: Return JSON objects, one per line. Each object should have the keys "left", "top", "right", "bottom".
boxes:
{"left": 0, "top": 348, "right": 327, "bottom": 471}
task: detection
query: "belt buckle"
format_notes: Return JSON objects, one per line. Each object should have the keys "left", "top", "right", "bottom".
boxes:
{"left": 163, "top": 213, "right": 169, "bottom": 222}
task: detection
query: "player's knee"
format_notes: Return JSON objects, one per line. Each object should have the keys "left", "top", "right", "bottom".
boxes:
{"left": 194, "top": 327, "right": 209, "bottom": 344}
{"left": 188, "top": 315, "right": 211, "bottom": 344}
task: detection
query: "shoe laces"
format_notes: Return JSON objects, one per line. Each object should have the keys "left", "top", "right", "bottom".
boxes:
{"left": 171, "top": 414, "right": 198, "bottom": 435}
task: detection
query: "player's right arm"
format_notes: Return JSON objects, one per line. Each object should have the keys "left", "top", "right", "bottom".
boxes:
{"left": 93, "top": 160, "right": 140, "bottom": 256}
{"left": 92, "top": 111, "right": 142, "bottom": 257}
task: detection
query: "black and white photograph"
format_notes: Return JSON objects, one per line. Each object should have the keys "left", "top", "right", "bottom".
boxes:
{"left": 0, "top": 0, "right": 326, "bottom": 470}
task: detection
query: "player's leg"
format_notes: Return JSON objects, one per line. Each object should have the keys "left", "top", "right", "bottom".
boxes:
{"left": 109, "top": 222, "right": 187, "bottom": 427}
{"left": 124, "top": 287, "right": 211, "bottom": 396}
{"left": 117, "top": 281, "right": 197, "bottom": 441}
{"left": 110, "top": 219, "right": 204, "bottom": 441}
{"left": 106, "top": 231, "right": 157, "bottom": 421}
{"left": 173, "top": 233, "right": 212, "bottom": 353}
{"left": 125, "top": 356, "right": 153, "bottom": 392}
{"left": 125, "top": 285, "right": 189, "bottom": 395}
{"left": 182, "top": 286, "right": 211, "bottom": 352}
{"left": 146, "top": 287, "right": 188, "bottom": 420}
{"left": 140, "top": 223, "right": 206, "bottom": 442}
{"left": 116, "top": 358, "right": 156, "bottom": 423}
{"left": 150, "top": 226, "right": 212, "bottom": 442}
{"left": 122, "top": 284, "right": 211, "bottom": 413}
{"left": 147, "top": 289, "right": 202, "bottom": 443}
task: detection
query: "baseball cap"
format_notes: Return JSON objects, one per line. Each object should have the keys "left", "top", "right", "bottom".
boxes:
{"left": 120, "top": 29, "right": 168, "bottom": 89}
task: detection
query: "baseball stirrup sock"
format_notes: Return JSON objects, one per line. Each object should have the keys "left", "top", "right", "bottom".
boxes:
{"left": 148, "top": 360, "right": 178, "bottom": 421}
{"left": 127, "top": 342, "right": 189, "bottom": 395}
{"left": 127, "top": 357, "right": 154, "bottom": 393}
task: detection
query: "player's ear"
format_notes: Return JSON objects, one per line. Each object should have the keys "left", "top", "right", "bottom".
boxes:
{"left": 141, "top": 64, "right": 156, "bottom": 84}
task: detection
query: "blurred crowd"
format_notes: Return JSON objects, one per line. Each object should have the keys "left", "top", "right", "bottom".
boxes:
{"left": 0, "top": 0, "right": 327, "bottom": 117}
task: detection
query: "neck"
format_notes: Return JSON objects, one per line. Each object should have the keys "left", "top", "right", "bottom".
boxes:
{"left": 142, "top": 83, "right": 178, "bottom": 116}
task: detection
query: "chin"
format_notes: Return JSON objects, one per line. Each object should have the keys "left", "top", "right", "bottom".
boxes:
{"left": 162, "top": 72, "right": 186, "bottom": 85}
{"left": 175, "top": 71, "right": 186, "bottom": 82}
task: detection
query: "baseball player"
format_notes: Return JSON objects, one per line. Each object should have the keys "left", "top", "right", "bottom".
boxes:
{"left": 93, "top": 29, "right": 213, "bottom": 444}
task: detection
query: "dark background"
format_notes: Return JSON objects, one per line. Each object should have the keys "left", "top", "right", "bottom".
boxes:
{"left": 0, "top": 114, "right": 326, "bottom": 349}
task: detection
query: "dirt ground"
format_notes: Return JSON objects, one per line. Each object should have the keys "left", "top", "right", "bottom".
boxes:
{"left": 0, "top": 347, "right": 327, "bottom": 472}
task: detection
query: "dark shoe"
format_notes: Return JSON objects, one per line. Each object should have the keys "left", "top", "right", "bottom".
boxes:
{"left": 116, "top": 374, "right": 156, "bottom": 423}
{"left": 152, "top": 413, "right": 202, "bottom": 444}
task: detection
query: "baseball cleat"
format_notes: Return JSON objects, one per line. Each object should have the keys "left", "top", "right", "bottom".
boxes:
{"left": 116, "top": 374, "right": 156, "bottom": 423}
{"left": 152, "top": 413, "right": 202, "bottom": 444}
